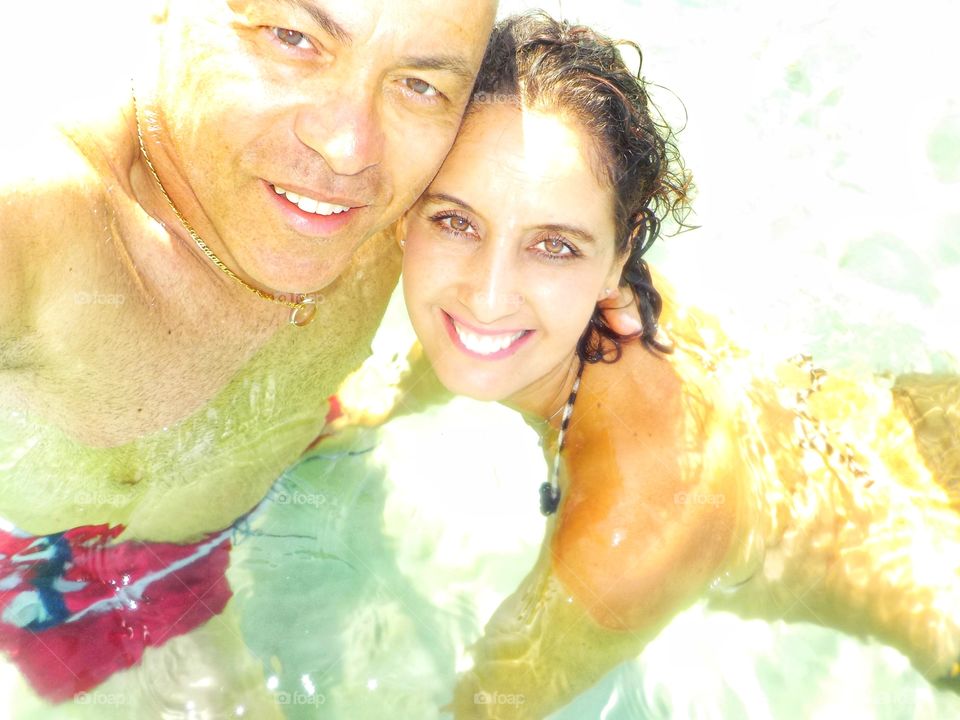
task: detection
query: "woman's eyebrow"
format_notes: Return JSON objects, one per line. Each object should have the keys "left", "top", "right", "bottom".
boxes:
{"left": 530, "top": 223, "right": 596, "bottom": 245}
{"left": 421, "top": 192, "right": 478, "bottom": 213}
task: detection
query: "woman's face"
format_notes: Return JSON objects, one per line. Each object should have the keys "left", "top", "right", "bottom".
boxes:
{"left": 402, "top": 103, "right": 625, "bottom": 407}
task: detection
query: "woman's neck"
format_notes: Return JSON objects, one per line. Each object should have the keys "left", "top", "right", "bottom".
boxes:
{"left": 503, "top": 353, "right": 583, "bottom": 439}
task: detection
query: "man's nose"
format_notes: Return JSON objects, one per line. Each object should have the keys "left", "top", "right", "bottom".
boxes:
{"left": 293, "top": 90, "right": 384, "bottom": 177}
{"left": 458, "top": 242, "right": 524, "bottom": 324}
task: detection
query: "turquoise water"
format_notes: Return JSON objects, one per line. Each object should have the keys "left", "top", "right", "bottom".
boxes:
{"left": 229, "top": 0, "right": 960, "bottom": 710}
{"left": 4, "top": 0, "right": 960, "bottom": 718}
{"left": 246, "top": 2, "right": 960, "bottom": 718}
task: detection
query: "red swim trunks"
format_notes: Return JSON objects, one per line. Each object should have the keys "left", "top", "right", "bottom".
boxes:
{"left": 0, "top": 522, "right": 233, "bottom": 703}
{"left": 0, "top": 394, "right": 343, "bottom": 703}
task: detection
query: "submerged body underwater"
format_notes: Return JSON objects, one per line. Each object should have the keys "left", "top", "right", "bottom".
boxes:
{"left": 2, "top": 0, "right": 960, "bottom": 718}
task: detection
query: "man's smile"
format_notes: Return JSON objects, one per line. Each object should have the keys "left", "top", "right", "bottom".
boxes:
{"left": 272, "top": 185, "right": 352, "bottom": 216}
{"left": 264, "top": 181, "right": 367, "bottom": 237}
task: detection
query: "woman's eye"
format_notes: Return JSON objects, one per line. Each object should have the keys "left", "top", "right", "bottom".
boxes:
{"left": 536, "top": 237, "right": 574, "bottom": 257}
{"left": 432, "top": 213, "right": 475, "bottom": 236}
{"left": 403, "top": 78, "right": 440, "bottom": 98}
{"left": 272, "top": 27, "right": 313, "bottom": 50}
{"left": 448, "top": 216, "right": 471, "bottom": 232}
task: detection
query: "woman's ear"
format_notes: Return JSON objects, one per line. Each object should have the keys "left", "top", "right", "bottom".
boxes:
{"left": 597, "top": 250, "right": 628, "bottom": 302}
{"left": 596, "top": 249, "right": 642, "bottom": 335}
{"left": 597, "top": 286, "right": 643, "bottom": 335}
{"left": 394, "top": 215, "right": 408, "bottom": 250}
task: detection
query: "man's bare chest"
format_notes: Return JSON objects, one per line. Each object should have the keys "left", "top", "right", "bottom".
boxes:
{"left": 0, "top": 215, "right": 399, "bottom": 538}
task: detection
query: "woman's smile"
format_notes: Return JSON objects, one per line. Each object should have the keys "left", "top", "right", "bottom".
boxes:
{"left": 440, "top": 309, "right": 533, "bottom": 359}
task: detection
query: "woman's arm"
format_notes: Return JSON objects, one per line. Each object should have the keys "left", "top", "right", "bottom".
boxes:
{"left": 447, "top": 469, "right": 737, "bottom": 720}
{"left": 448, "top": 556, "right": 660, "bottom": 720}
{"left": 448, "top": 347, "right": 741, "bottom": 718}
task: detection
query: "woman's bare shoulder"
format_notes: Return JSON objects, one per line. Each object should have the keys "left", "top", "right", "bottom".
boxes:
{"left": 551, "top": 340, "right": 739, "bottom": 630}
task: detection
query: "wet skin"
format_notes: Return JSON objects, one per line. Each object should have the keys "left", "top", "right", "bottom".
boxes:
{"left": 401, "top": 102, "right": 960, "bottom": 719}
{"left": 401, "top": 103, "right": 741, "bottom": 716}
{"left": 0, "top": 0, "right": 495, "bottom": 543}
{"left": 0, "top": 1, "right": 493, "bottom": 714}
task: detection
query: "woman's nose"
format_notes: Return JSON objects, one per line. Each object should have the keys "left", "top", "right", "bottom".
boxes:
{"left": 457, "top": 242, "right": 524, "bottom": 324}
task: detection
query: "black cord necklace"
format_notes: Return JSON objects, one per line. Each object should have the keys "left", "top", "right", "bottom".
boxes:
{"left": 539, "top": 359, "right": 585, "bottom": 516}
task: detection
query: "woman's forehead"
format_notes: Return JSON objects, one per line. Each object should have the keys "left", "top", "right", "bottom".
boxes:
{"left": 447, "top": 105, "right": 603, "bottom": 188}
{"left": 430, "top": 105, "right": 616, "bottom": 232}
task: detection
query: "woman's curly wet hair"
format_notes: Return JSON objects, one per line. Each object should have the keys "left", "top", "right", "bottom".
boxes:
{"left": 470, "top": 12, "right": 694, "bottom": 362}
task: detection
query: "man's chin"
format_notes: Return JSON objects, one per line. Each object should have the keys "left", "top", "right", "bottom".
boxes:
{"left": 240, "top": 240, "right": 361, "bottom": 295}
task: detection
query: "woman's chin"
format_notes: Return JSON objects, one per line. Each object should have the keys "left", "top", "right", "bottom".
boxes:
{"left": 436, "top": 369, "right": 512, "bottom": 404}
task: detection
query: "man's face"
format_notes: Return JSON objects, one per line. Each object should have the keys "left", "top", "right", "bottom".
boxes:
{"left": 151, "top": 0, "right": 496, "bottom": 293}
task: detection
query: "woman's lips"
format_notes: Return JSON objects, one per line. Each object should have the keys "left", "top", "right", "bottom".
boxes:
{"left": 441, "top": 310, "right": 533, "bottom": 359}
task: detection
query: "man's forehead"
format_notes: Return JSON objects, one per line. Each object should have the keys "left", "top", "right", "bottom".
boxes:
{"left": 226, "top": 0, "right": 495, "bottom": 42}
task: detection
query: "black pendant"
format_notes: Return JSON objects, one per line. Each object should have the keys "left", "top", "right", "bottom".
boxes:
{"left": 539, "top": 482, "right": 561, "bottom": 516}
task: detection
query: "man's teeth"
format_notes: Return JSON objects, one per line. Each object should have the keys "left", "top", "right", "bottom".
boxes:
{"left": 273, "top": 185, "right": 351, "bottom": 215}
{"left": 453, "top": 321, "right": 525, "bottom": 355}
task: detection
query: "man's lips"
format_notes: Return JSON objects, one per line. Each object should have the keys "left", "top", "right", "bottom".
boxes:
{"left": 264, "top": 181, "right": 368, "bottom": 236}
{"left": 441, "top": 310, "right": 533, "bottom": 359}
{"left": 270, "top": 181, "right": 368, "bottom": 213}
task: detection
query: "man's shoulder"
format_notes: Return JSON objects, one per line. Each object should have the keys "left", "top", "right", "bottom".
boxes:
{"left": 1, "top": 0, "right": 137, "bottom": 207}
{"left": 0, "top": 123, "right": 119, "bottom": 351}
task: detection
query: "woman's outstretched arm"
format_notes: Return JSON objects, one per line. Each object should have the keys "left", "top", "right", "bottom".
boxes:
{"left": 448, "top": 346, "right": 741, "bottom": 718}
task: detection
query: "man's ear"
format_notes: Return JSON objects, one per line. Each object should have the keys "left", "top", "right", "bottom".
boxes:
{"left": 148, "top": 0, "right": 170, "bottom": 25}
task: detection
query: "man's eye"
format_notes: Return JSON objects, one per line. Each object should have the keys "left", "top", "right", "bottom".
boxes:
{"left": 403, "top": 78, "right": 440, "bottom": 98}
{"left": 272, "top": 27, "right": 312, "bottom": 50}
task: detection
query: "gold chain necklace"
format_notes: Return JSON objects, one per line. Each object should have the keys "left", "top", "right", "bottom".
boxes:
{"left": 131, "top": 91, "right": 319, "bottom": 327}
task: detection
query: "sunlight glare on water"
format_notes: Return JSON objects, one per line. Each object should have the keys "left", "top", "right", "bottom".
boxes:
{"left": 2, "top": 0, "right": 958, "bottom": 718}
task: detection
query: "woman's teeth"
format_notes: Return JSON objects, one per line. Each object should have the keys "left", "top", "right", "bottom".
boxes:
{"left": 273, "top": 185, "right": 350, "bottom": 216}
{"left": 453, "top": 320, "right": 525, "bottom": 355}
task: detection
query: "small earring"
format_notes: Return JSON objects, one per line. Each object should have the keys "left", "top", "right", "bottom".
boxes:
{"left": 397, "top": 237, "right": 406, "bottom": 250}
{"left": 602, "top": 287, "right": 611, "bottom": 297}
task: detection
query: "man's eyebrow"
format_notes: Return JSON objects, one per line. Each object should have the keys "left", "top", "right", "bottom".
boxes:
{"left": 397, "top": 54, "right": 476, "bottom": 81}
{"left": 278, "top": 0, "right": 352, "bottom": 45}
